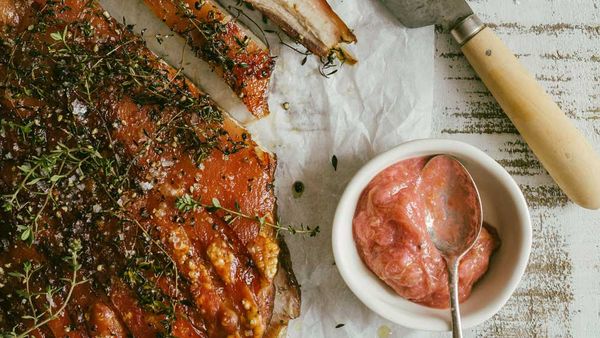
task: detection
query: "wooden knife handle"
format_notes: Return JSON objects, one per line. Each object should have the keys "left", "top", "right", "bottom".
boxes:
{"left": 460, "top": 26, "right": 600, "bottom": 209}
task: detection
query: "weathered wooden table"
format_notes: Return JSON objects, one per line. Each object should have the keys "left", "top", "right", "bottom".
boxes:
{"left": 98, "top": 0, "right": 600, "bottom": 336}
{"left": 432, "top": 0, "right": 600, "bottom": 336}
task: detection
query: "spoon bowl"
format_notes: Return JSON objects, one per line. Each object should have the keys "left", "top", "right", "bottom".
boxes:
{"left": 420, "top": 155, "right": 483, "bottom": 338}
{"left": 421, "top": 155, "right": 483, "bottom": 256}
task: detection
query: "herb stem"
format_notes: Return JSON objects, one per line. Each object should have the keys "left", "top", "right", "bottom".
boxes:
{"left": 9, "top": 242, "right": 88, "bottom": 338}
{"left": 24, "top": 266, "right": 39, "bottom": 326}
{"left": 16, "top": 274, "right": 86, "bottom": 338}
{"left": 30, "top": 156, "right": 67, "bottom": 241}
{"left": 107, "top": 211, "right": 181, "bottom": 299}
{"left": 176, "top": 194, "right": 320, "bottom": 236}
{"left": 3, "top": 161, "right": 41, "bottom": 211}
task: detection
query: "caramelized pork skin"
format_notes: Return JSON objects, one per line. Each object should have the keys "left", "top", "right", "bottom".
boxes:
{"left": 145, "top": 0, "right": 275, "bottom": 118}
{"left": 245, "top": 0, "right": 357, "bottom": 60}
{"left": 0, "top": 0, "right": 298, "bottom": 336}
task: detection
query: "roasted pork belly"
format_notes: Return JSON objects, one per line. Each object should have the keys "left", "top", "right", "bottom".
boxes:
{"left": 245, "top": 0, "right": 357, "bottom": 61}
{"left": 145, "top": 0, "right": 275, "bottom": 118}
{"left": 0, "top": 0, "right": 299, "bottom": 336}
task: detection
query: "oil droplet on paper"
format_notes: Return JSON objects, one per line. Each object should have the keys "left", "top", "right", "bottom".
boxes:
{"left": 377, "top": 325, "right": 392, "bottom": 338}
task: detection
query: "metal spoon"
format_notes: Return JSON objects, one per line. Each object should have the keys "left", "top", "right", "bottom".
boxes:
{"left": 420, "top": 155, "right": 483, "bottom": 338}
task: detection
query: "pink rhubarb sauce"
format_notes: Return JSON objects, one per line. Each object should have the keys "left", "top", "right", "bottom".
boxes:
{"left": 352, "top": 156, "right": 500, "bottom": 308}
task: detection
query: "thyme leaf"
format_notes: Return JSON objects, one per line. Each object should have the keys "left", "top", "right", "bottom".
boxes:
{"left": 2, "top": 240, "right": 88, "bottom": 338}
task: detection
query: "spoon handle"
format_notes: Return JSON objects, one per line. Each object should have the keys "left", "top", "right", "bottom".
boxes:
{"left": 448, "top": 257, "right": 463, "bottom": 338}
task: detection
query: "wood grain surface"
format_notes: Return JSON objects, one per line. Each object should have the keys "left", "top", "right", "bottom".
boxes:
{"left": 432, "top": 0, "right": 600, "bottom": 336}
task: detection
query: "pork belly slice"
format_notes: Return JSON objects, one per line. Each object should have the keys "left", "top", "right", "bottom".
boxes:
{"left": 245, "top": 0, "right": 357, "bottom": 61}
{"left": 145, "top": 0, "right": 275, "bottom": 118}
{"left": 0, "top": 0, "right": 298, "bottom": 336}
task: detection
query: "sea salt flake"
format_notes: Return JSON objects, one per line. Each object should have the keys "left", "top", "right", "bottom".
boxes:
{"left": 46, "top": 293, "right": 56, "bottom": 308}
{"left": 140, "top": 181, "right": 154, "bottom": 191}
{"left": 71, "top": 99, "right": 88, "bottom": 118}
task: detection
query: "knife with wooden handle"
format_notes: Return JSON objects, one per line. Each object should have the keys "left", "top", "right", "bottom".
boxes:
{"left": 380, "top": 0, "right": 600, "bottom": 210}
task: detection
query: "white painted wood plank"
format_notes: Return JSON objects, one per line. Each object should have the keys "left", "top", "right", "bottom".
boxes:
{"left": 433, "top": 0, "right": 600, "bottom": 336}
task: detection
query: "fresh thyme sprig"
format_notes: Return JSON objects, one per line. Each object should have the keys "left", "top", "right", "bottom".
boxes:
{"left": 228, "top": 5, "right": 271, "bottom": 51}
{"left": 110, "top": 212, "right": 180, "bottom": 300}
{"left": 175, "top": 194, "right": 320, "bottom": 237}
{"left": 104, "top": 211, "right": 181, "bottom": 333}
{"left": 262, "top": 28, "right": 348, "bottom": 77}
{"left": 175, "top": 1, "right": 239, "bottom": 72}
{"left": 2, "top": 240, "right": 88, "bottom": 338}
{"left": 2, "top": 143, "right": 105, "bottom": 243}
{"left": 0, "top": 7, "right": 223, "bottom": 121}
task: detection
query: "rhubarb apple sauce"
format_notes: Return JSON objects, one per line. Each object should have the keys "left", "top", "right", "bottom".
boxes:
{"left": 353, "top": 156, "right": 499, "bottom": 308}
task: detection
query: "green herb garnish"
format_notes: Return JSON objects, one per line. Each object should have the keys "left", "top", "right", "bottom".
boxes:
{"left": 176, "top": 194, "right": 319, "bottom": 236}
{"left": 3, "top": 240, "right": 88, "bottom": 338}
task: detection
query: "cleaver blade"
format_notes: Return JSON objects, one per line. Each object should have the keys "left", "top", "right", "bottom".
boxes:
{"left": 379, "top": 0, "right": 473, "bottom": 30}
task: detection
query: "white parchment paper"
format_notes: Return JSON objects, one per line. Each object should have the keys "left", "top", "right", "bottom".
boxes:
{"left": 100, "top": 1, "right": 434, "bottom": 336}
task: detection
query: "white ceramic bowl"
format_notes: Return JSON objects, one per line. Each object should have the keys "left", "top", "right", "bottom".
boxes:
{"left": 332, "top": 138, "right": 531, "bottom": 331}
